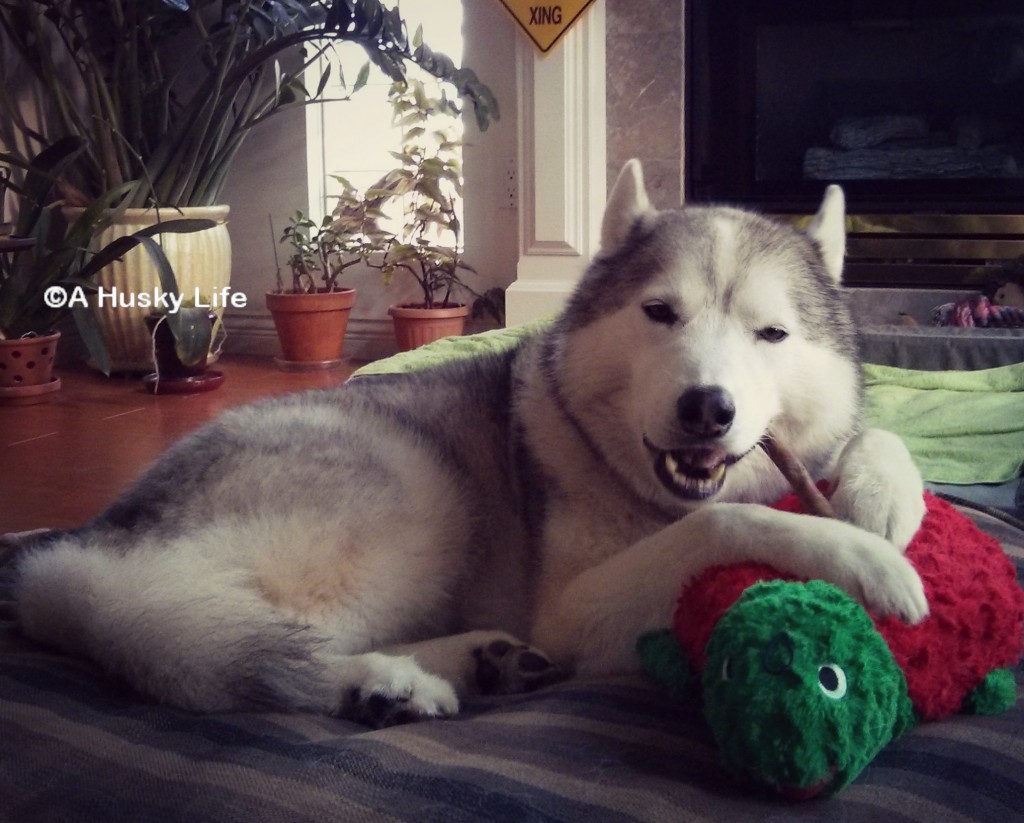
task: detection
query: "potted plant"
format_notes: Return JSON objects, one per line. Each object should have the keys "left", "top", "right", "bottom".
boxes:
{"left": 0, "top": 146, "right": 67, "bottom": 405}
{"left": 0, "top": 138, "right": 217, "bottom": 402}
{"left": 0, "top": 0, "right": 499, "bottom": 369}
{"left": 267, "top": 179, "right": 370, "bottom": 369}
{"left": 0, "top": 218, "right": 58, "bottom": 405}
{"left": 144, "top": 302, "right": 223, "bottom": 394}
{"left": 364, "top": 79, "right": 485, "bottom": 350}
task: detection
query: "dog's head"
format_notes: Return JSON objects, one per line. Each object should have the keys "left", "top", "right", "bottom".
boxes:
{"left": 551, "top": 161, "right": 861, "bottom": 510}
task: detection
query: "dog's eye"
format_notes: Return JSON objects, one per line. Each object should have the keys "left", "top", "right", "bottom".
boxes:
{"left": 757, "top": 325, "right": 788, "bottom": 343}
{"left": 642, "top": 300, "right": 679, "bottom": 325}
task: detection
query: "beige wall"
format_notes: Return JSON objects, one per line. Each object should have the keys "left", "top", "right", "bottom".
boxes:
{"left": 6, "top": 1, "right": 688, "bottom": 355}
{"left": 220, "top": 2, "right": 521, "bottom": 361}
{"left": 506, "top": 0, "right": 685, "bottom": 323}
{"left": 606, "top": 0, "right": 684, "bottom": 209}
{"left": 223, "top": 0, "right": 688, "bottom": 347}
{"left": 216, "top": 105, "right": 310, "bottom": 356}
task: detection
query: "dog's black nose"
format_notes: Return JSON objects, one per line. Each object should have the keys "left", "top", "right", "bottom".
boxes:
{"left": 677, "top": 386, "right": 735, "bottom": 437}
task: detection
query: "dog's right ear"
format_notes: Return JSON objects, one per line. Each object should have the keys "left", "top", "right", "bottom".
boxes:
{"left": 601, "top": 159, "right": 653, "bottom": 253}
{"left": 806, "top": 184, "right": 846, "bottom": 283}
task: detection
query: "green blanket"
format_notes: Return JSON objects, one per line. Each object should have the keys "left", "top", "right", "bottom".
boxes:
{"left": 353, "top": 321, "right": 545, "bottom": 377}
{"left": 864, "top": 361, "right": 1024, "bottom": 485}
{"left": 356, "top": 327, "right": 1024, "bottom": 487}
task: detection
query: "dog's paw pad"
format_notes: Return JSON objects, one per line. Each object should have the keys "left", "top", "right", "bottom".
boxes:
{"left": 472, "top": 639, "right": 561, "bottom": 695}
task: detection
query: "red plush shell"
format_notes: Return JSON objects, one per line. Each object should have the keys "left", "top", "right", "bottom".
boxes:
{"left": 673, "top": 493, "right": 1024, "bottom": 721}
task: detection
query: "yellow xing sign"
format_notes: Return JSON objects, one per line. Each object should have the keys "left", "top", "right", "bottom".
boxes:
{"left": 498, "top": 0, "right": 597, "bottom": 54}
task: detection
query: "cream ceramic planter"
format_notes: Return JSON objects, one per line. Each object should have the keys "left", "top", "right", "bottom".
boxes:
{"left": 65, "top": 205, "right": 231, "bottom": 372}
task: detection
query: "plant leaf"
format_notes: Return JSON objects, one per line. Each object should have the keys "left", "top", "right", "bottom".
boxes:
{"left": 315, "top": 63, "right": 332, "bottom": 98}
{"left": 167, "top": 305, "right": 214, "bottom": 366}
{"left": 75, "top": 219, "right": 217, "bottom": 282}
{"left": 353, "top": 62, "right": 371, "bottom": 94}
{"left": 134, "top": 235, "right": 212, "bottom": 365}
{"left": 70, "top": 304, "right": 111, "bottom": 375}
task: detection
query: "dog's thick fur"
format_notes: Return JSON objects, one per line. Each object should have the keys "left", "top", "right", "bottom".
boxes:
{"left": 12, "top": 161, "right": 928, "bottom": 726}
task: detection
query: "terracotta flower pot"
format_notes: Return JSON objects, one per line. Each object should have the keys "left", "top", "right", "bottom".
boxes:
{"left": 0, "top": 331, "right": 61, "bottom": 406}
{"left": 266, "top": 288, "right": 357, "bottom": 369}
{"left": 388, "top": 303, "right": 470, "bottom": 352}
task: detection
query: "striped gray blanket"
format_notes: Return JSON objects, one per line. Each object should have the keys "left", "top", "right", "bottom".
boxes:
{"left": 2, "top": 503, "right": 1022, "bottom": 822}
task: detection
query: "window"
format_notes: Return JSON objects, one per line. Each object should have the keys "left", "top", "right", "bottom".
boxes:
{"left": 305, "top": 0, "right": 465, "bottom": 226}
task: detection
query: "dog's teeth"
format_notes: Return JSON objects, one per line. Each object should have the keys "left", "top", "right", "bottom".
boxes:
{"left": 655, "top": 448, "right": 728, "bottom": 500}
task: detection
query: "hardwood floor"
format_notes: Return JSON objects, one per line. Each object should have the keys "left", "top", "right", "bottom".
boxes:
{"left": 0, "top": 356, "right": 363, "bottom": 533}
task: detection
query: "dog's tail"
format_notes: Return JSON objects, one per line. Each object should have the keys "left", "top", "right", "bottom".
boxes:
{"left": 14, "top": 533, "right": 340, "bottom": 713}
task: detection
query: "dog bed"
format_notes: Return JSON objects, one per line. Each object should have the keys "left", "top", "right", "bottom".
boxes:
{"left": 2, "top": 500, "right": 1021, "bottom": 821}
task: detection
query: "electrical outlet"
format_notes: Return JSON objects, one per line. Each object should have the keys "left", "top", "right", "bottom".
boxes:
{"left": 504, "top": 156, "right": 517, "bottom": 210}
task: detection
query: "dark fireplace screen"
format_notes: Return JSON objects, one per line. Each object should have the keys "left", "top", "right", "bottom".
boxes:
{"left": 687, "top": 0, "right": 1024, "bottom": 214}
{"left": 686, "top": 1, "right": 1024, "bottom": 286}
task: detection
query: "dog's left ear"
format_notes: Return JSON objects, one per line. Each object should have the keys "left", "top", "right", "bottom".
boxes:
{"left": 806, "top": 184, "right": 846, "bottom": 283}
{"left": 601, "top": 159, "right": 653, "bottom": 253}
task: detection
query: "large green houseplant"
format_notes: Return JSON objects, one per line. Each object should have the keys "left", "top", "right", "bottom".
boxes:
{"left": 0, "top": 0, "right": 498, "bottom": 368}
{"left": 0, "top": 0, "right": 498, "bottom": 209}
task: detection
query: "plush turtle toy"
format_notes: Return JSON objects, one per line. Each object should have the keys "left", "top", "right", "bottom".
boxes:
{"left": 638, "top": 492, "right": 1024, "bottom": 800}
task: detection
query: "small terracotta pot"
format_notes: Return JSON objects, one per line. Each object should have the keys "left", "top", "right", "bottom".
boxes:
{"left": 389, "top": 303, "right": 470, "bottom": 351}
{"left": 0, "top": 331, "right": 60, "bottom": 388}
{"left": 266, "top": 288, "right": 357, "bottom": 368}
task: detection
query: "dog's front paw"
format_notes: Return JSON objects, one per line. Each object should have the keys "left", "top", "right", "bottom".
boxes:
{"left": 472, "top": 637, "right": 562, "bottom": 695}
{"left": 831, "top": 428, "right": 925, "bottom": 549}
{"left": 837, "top": 528, "right": 929, "bottom": 624}
{"left": 337, "top": 653, "right": 458, "bottom": 727}
{"left": 861, "top": 552, "right": 928, "bottom": 624}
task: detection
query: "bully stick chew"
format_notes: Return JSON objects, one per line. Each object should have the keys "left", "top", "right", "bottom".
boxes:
{"left": 759, "top": 436, "right": 837, "bottom": 519}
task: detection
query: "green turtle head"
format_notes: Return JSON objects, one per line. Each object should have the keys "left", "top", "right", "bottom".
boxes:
{"left": 702, "top": 579, "right": 915, "bottom": 800}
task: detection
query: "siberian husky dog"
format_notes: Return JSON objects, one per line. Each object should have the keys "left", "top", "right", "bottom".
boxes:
{"left": 12, "top": 161, "right": 927, "bottom": 726}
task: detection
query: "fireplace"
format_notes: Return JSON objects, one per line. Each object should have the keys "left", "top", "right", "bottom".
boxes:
{"left": 685, "top": 0, "right": 1024, "bottom": 286}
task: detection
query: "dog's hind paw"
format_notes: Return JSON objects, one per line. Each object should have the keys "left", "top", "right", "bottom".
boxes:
{"left": 472, "top": 637, "right": 562, "bottom": 695}
{"left": 335, "top": 653, "right": 459, "bottom": 727}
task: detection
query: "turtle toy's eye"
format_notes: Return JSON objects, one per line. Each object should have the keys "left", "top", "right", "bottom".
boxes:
{"left": 817, "top": 663, "right": 848, "bottom": 699}
{"left": 721, "top": 656, "right": 734, "bottom": 682}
